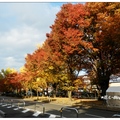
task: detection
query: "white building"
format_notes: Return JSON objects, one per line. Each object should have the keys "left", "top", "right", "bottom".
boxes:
{"left": 106, "top": 82, "right": 120, "bottom": 108}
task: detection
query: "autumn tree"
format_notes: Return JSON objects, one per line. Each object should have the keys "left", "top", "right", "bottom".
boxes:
{"left": 24, "top": 46, "right": 49, "bottom": 97}
{"left": 6, "top": 72, "right": 23, "bottom": 94}
{"left": 84, "top": 2, "right": 120, "bottom": 96}
{"left": 46, "top": 3, "right": 90, "bottom": 99}
{"left": 0, "top": 68, "right": 19, "bottom": 93}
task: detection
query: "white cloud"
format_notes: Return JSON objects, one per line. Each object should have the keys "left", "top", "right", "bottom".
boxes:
{"left": 0, "top": 25, "right": 44, "bottom": 54}
{"left": 3, "top": 57, "right": 23, "bottom": 70}
{"left": 10, "top": 3, "right": 60, "bottom": 29}
{"left": 0, "top": 3, "right": 61, "bottom": 71}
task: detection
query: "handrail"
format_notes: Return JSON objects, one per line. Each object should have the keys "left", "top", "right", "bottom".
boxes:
{"left": 34, "top": 102, "right": 45, "bottom": 115}
{"left": 17, "top": 100, "right": 25, "bottom": 109}
{"left": 0, "top": 98, "right": 25, "bottom": 109}
{"left": 0, "top": 98, "right": 5, "bottom": 104}
{"left": 60, "top": 107, "right": 79, "bottom": 118}
{"left": 0, "top": 98, "right": 10, "bottom": 105}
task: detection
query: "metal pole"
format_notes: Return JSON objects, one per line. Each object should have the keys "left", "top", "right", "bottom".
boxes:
{"left": 11, "top": 99, "right": 12, "bottom": 107}
{"left": 23, "top": 101, "right": 25, "bottom": 108}
{"left": 11, "top": 99, "right": 13, "bottom": 107}
{"left": 18, "top": 103, "right": 19, "bottom": 109}
{"left": 60, "top": 107, "right": 79, "bottom": 118}
{"left": 0, "top": 99, "right": 2, "bottom": 104}
{"left": 3, "top": 98, "right": 4, "bottom": 104}
{"left": 34, "top": 102, "right": 37, "bottom": 112}
{"left": 60, "top": 108, "right": 63, "bottom": 118}
{"left": 76, "top": 111, "right": 79, "bottom": 118}
{"left": 6, "top": 99, "right": 8, "bottom": 105}
{"left": 43, "top": 106, "right": 45, "bottom": 115}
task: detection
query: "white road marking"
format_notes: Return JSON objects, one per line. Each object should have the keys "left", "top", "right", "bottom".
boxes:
{"left": 22, "top": 109, "right": 30, "bottom": 113}
{"left": 13, "top": 107, "right": 22, "bottom": 110}
{"left": 113, "top": 114, "right": 120, "bottom": 117}
{"left": 11, "top": 105, "right": 15, "bottom": 107}
{"left": 49, "top": 114, "right": 56, "bottom": 118}
{"left": 33, "top": 111, "right": 41, "bottom": 117}
{"left": 85, "top": 113, "right": 104, "bottom": 118}
{"left": 7, "top": 104, "right": 11, "bottom": 106}
{"left": 2, "top": 104, "right": 7, "bottom": 107}
{"left": 0, "top": 101, "right": 63, "bottom": 118}
{"left": 7, "top": 106, "right": 12, "bottom": 108}
{"left": 14, "top": 108, "right": 19, "bottom": 110}
{"left": 0, "top": 110, "right": 6, "bottom": 117}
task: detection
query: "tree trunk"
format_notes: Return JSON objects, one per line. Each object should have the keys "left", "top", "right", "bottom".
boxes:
{"left": 100, "top": 77, "right": 110, "bottom": 96}
{"left": 53, "top": 89, "right": 56, "bottom": 98}
{"left": 68, "top": 91, "right": 72, "bottom": 101}
{"left": 36, "top": 89, "right": 39, "bottom": 100}
{"left": 25, "top": 89, "right": 28, "bottom": 98}
{"left": 30, "top": 88, "right": 32, "bottom": 98}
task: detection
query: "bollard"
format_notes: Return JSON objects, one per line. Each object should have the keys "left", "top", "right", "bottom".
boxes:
{"left": 34, "top": 102, "right": 37, "bottom": 112}
{"left": 6, "top": 99, "right": 8, "bottom": 105}
{"left": 11, "top": 99, "right": 13, "bottom": 107}
{"left": 23, "top": 101, "right": 25, "bottom": 108}
{"left": 60, "top": 109, "right": 63, "bottom": 118}
{"left": 18, "top": 103, "right": 19, "bottom": 109}
{"left": 43, "top": 106, "right": 45, "bottom": 115}
{"left": 3, "top": 98, "right": 4, "bottom": 103}
{"left": 0, "top": 99, "right": 2, "bottom": 105}
{"left": 34, "top": 102, "right": 45, "bottom": 115}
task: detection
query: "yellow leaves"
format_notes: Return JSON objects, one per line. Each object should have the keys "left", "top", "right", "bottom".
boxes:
{"left": 36, "top": 43, "right": 42, "bottom": 49}
{"left": 32, "top": 81, "right": 39, "bottom": 88}
{"left": 48, "top": 66, "right": 54, "bottom": 70}
{"left": 61, "top": 75, "right": 68, "bottom": 80}
{"left": 36, "top": 77, "right": 40, "bottom": 82}
{"left": 115, "top": 8, "right": 120, "bottom": 14}
{"left": 6, "top": 67, "right": 17, "bottom": 73}
{"left": 19, "top": 66, "right": 26, "bottom": 73}
{"left": 63, "top": 86, "right": 75, "bottom": 91}
{"left": 106, "top": 3, "right": 120, "bottom": 13}
{"left": 32, "top": 77, "right": 47, "bottom": 89}
{"left": 74, "top": 79, "right": 83, "bottom": 85}
{"left": 38, "top": 79, "right": 47, "bottom": 88}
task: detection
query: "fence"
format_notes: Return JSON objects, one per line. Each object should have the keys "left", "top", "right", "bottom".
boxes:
{"left": 60, "top": 107, "right": 79, "bottom": 118}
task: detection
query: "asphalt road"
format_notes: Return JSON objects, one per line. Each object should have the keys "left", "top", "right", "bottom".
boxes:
{"left": 0, "top": 96, "right": 120, "bottom": 118}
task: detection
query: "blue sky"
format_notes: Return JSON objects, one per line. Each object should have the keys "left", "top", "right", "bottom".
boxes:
{"left": 0, "top": 2, "right": 86, "bottom": 75}
{"left": 0, "top": 2, "right": 62, "bottom": 70}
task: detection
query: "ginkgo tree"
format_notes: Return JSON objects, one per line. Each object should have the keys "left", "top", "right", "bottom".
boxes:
{"left": 24, "top": 46, "right": 49, "bottom": 97}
